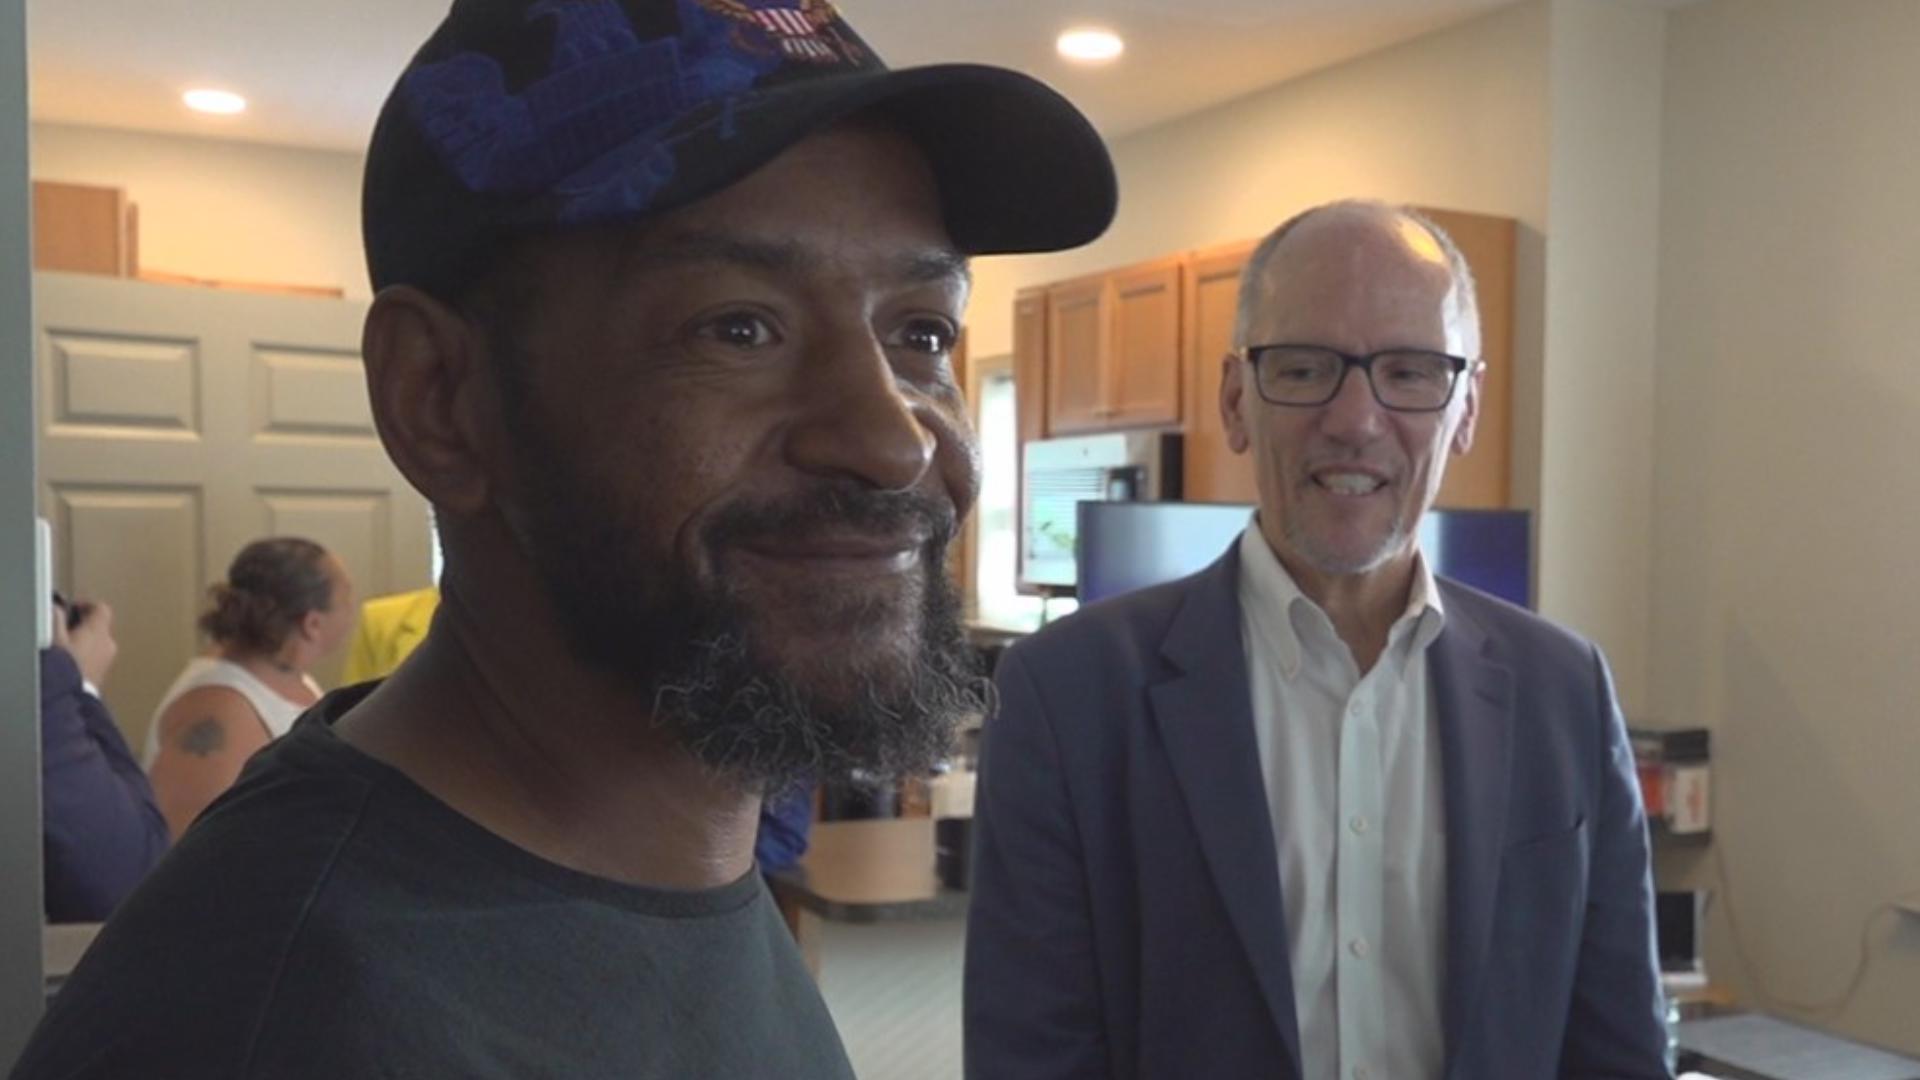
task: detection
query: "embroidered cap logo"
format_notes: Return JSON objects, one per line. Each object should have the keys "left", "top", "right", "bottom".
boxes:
{"left": 694, "top": 0, "right": 866, "bottom": 65}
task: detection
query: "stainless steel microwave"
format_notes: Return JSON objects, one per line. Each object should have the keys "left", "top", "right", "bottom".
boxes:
{"left": 1019, "top": 430, "right": 1182, "bottom": 594}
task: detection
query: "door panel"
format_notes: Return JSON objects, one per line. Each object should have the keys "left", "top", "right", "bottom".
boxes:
{"left": 45, "top": 331, "right": 200, "bottom": 436}
{"left": 255, "top": 490, "right": 394, "bottom": 597}
{"left": 36, "top": 271, "right": 432, "bottom": 742}
{"left": 1109, "top": 258, "right": 1182, "bottom": 427}
{"left": 1183, "top": 242, "right": 1258, "bottom": 503}
{"left": 1010, "top": 291, "right": 1048, "bottom": 602}
{"left": 1045, "top": 276, "right": 1108, "bottom": 434}
{"left": 48, "top": 484, "right": 205, "bottom": 755}
{"left": 251, "top": 345, "right": 381, "bottom": 442}
{"left": 1011, "top": 289, "right": 1048, "bottom": 446}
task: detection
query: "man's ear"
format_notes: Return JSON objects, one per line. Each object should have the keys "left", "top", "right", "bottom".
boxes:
{"left": 362, "top": 286, "right": 495, "bottom": 517}
{"left": 1221, "top": 354, "right": 1252, "bottom": 455}
{"left": 1450, "top": 362, "right": 1484, "bottom": 456}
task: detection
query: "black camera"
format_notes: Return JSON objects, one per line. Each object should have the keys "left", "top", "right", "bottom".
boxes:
{"left": 52, "top": 591, "right": 86, "bottom": 631}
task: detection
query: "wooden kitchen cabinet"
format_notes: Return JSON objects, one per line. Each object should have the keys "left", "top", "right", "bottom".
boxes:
{"left": 1419, "top": 207, "right": 1515, "bottom": 510}
{"left": 1044, "top": 255, "right": 1184, "bottom": 435}
{"left": 1182, "top": 240, "right": 1259, "bottom": 503}
{"left": 1011, "top": 288, "right": 1050, "bottom": 447}
{"left": 1009, "top": 287, "right": 1050, "bottom": 604}
{"left": 1107, "top": 257, "right": 1183, "bottom": 428}
{"left": 33, "top": 181, "right": 137, "bottom": 277}
{"left": 1044, "top": 274, "right": 1107, "bottom": 433}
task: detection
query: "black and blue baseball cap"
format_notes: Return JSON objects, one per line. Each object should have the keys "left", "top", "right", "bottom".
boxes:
{"left": 364, "top": 0, "right": 1119, "bottom": 298}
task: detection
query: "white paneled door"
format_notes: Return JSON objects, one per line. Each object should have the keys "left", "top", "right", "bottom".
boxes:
{"left": 34, "top": 271, "right": 433, "bottom": 751}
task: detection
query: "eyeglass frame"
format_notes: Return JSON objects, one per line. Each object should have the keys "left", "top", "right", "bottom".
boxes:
{"left": 1234, "top": 343, "right": 1482, "bottom": 413}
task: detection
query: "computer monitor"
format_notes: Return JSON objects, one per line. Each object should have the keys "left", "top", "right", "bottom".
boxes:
{"left": 1417, "top": 508, "right": 1532, "bottom": 608}
{"left": 1076, "top": 502, "right": 1254, "bottom": 606}
{"left": 1074, "top": 502, "right": 1533, "bottom": 608}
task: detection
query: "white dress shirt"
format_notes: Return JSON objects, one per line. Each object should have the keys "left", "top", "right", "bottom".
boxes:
{"left": 1236, "top": 525, "right": 1448, "bottom": 1080}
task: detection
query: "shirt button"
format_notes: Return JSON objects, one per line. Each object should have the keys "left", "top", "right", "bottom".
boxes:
{"left": 1354, "top": 1067, "right": 1372, "bottom": 1080}
{"left": 1349, "top": 937, "right": 1370, "bottom": 959}
{"left": 1348, "top": 701, "right": 1364, "bottom": 717}
{"left": 1350, "top": 815, "right": 1370, "bottom": 835}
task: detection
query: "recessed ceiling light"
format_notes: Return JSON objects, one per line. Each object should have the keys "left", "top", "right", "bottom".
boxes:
{"left": 1057, "top": 28, "right": 1124, "bottom": 64}
{"left": 183, "top": 89, "right": 247, "bottom": 116}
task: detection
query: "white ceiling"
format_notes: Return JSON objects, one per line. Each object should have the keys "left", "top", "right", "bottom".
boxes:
{"left": 26, "top": 0, "right": 1521, "bottom": 153}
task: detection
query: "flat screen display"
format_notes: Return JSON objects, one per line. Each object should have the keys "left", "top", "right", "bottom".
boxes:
{"left": 1076, "top": 502, "right": 1254, "bottom": 606}
{"left": 1075, "top": 502, "right": 1532, "bottom": 608}
{"left": 1417, "top": 508, "right": 1532, "bottom": 609}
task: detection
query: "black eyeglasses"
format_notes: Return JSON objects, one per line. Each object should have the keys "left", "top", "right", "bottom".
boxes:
{"left": 1238, "top": 344, "right": 1477, "bottom": 412}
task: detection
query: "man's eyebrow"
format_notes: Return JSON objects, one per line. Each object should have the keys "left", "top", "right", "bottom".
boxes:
{"left": 622, "top": 233, "right": 803, "bottom": 275}
{"left": 900, "top": 248, "right": 972, "bottom": 288}
{"left": 621, "top": 231, "right": 970, "bottom": 287}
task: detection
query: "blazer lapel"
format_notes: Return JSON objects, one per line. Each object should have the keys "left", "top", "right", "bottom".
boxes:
{"left": 1428, "top": 587, "right": 1515, "bottom": 1071}
{"left": 1148, "top": 547, "right": 1304, "bottom": 1077}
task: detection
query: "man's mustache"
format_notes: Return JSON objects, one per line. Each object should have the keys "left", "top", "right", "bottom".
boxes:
{"left": 703, "top": 486, "right": 959, "bottom": 551}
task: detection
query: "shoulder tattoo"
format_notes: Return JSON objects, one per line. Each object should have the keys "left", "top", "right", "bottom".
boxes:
{"left": 178, "top": 716, "right": 227, "bottom": 757}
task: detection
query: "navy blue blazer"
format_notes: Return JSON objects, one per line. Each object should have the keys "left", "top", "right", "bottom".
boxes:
{"left": 964, "top": 546, "right": 1669, "bottom": 1080}
{"left": 40, "top": 647, "right": 169, "bottom": 923}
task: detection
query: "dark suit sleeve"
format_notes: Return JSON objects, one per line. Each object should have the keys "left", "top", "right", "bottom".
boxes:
{"left": 1560, "top": 645, "right": 1672, "bottom": 1079}
{"left": 40, "top": 648, "right": 170, "bottom": 923}
{"left": 964, "top": 646, "right": 1111, "bottom": 1079}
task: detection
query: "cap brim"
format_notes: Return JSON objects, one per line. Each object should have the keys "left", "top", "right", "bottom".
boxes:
{"left": 515, "top": 63, "right": 1118, "bottom": 258}
{"left": 808, "top": 64, "right": 1119, "bottom": 256}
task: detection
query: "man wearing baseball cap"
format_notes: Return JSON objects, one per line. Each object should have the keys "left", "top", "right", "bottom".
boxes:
{"left": 12, "top": 1, "right": 1114, "bottom": 1076}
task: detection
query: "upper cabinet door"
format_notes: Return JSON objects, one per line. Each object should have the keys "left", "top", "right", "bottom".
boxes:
{"left": 1414, "top": 207, "right": 1515, "bottom": 510}
{"left": 1045, "top": 274, "right": 1110, "bottom": 435}
{"left": 1011, "top": 288, "right": 1049, "bottom": 446}
{"left": 1181, "top": 241, "right": 1258, "bottom": 504}
{"left": 1107, "top": 256, "right": 1184, "bottom": 428}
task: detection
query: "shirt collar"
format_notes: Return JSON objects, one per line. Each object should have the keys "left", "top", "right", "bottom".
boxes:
{"left": 1401, "top": 547, "right": 1447, "bottom": 671}
{"left": 1237, "top": 521, "right": 1447, "bottom": 680}
{"left": 1238, "top": 523, "right": 1309, "bottom": 679}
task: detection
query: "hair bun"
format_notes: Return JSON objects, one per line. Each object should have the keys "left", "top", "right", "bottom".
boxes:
{"left": 196, "top": 538, "right": 336, "bottom": 656}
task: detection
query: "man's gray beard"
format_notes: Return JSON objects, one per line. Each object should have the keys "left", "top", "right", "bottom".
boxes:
{"left": 511, "top": 467, "right": 992, "bottom": 794}
{"left": 485, "top": 333, "right": 989, "bottom": 793}
{"left": 647, "top": 562, "right": 993, "bottom": 796}
{"left": 1284, "top": 513, "right": 1411, "bottom": 578}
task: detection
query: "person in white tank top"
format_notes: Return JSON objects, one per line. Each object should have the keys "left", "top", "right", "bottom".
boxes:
{"left": 147, "top": 538, "right": 356, "bottom": 839}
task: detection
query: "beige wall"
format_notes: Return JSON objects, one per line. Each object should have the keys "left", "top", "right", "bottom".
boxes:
{"left": 1653, "top": 0, "right": 1920, "bottom": 1052}
{"left": 30, "top": 123, "right": 369, "bottom": 299}
{"left": 1537, "top": 0, "right": 1665, "bottom": 714}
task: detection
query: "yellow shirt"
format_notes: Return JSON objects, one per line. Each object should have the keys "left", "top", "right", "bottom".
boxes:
{"left": 341, "top": 587, "right": 440, "bottom": 684}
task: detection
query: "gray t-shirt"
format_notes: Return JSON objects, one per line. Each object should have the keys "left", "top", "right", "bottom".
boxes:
{"left": 13, "top": 685, "right": 856, "bottom": 1080}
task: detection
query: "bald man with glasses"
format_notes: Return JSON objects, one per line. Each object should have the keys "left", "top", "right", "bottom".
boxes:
{"left": 965, "top": 200, "right": 1669, "bottom": 1080}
